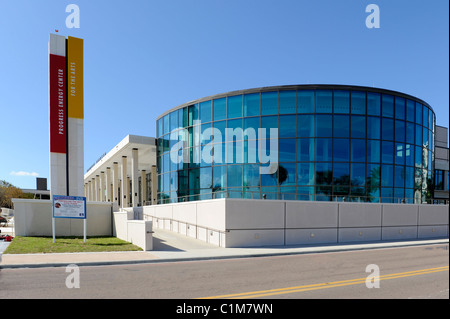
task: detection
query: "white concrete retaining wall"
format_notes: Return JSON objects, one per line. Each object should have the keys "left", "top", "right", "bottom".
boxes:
{"left": 113, "top": 210, "right": 153, "bottom": 251}
{"left": 12, "top": 199, "right": 112, "bottom": 237}
{"left": 143, "top": 199, "right": 448, "bottom": 248}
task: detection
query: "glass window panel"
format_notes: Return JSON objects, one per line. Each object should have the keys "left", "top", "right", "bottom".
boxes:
{"left": 316, "top": 90, "right": 332, "bottom": 113}
{"left": 367, "top": 164, "right": 381, "bottom": 188}
{"left": 316, "top": 186, "right": 332, "bottom": 201}
{"left": 415, "top": 146, "right": 423, "bottom": 168}
{"left": 297, "top": 163, "right": 314, "bottom": 186}
{"left": 394, "top": 188, "right": 405, "bottom": 203}
{"left": 395, "top": 120, "right": 405, "bottom": 142}
{"left": 351, "top": 163, "right": 365, "bottom": 186}
{"left": 382, "top": 94, "right": 394, "bottom": 118}
{"left": 381, "top": 188, "right": 393, "bottom": 203}
{"left": 244, "top": 93, "right": 260, "bottom": 117}
{"left": 227, "top": 164, "right": 243, "bottom": 187}
{"left": 406, "top": 100, "right": 415, "bottom": 122}
{"left": 316, "top": 115, "right": 332, "bottom": 137}
{"left": 334, "top": 115, "right": 349, "bottom": 138}
{"left": 243, "top": 164, "right": 260, "bottom": 188}
{"left": 157, "top": 118, "right": 163, "bottom": 138}
{"left": 200, "top": 100, "right": 212, "bottom": 123}
{"left": 405, "top": 166, "right": 414, "bottom": 189}
{"left": 395, "top": 143, "right": 405, "bottom": 165}
{"left": 297, "top": 138, "right": 314, "bottom": 162}
{"left": 351, "top": 91, "right": 366, "bottom": 114}
{"left": 415, "top": 124, "right": 422, "bottom": 146}
{"left": 189, "top": 168, "right": 200, "bottom": 190}
{"left": 260, "top": 166, "right": 278, "bottom": 186}
{"left": 395, "top": 97, "right": 405, "bottom": 120}
{"left": 382, "top": 118, "right": 394, "bottom": 140}
{"left": 261, "top": 91, "right": 278, "bottom": 115}
{"left": 163, "top": 114, "right": 170, "bottom": 135}
{"left": 279, "top": 138, "right": 296, "bottom": 162}
{"left": 415, "top": 102, "right": 423, "bottom": 125}
{"left": 394, "top": 166, "right": 405, "bottom": 188}
{"left": 279, "top": 90, "right": 296, "bottom": 114}
{"left": 213, "top": 97, "right": 227, "bottom": 122}
{"left": 367, "top": 116, "right": 381, "bottom": 139}
{"left": 381, "top": 165, "right": 394, "bottom": 187}
{"left": 200, "top": 167, "right": 212, "bottom": 189}
{"left": 188, "top": 104, "right": 199, "bottom": 126}
{"left": 297, "top": 90, "right": 315, "bottom": 113}
{"left": 200, "top": 123, "right": 212, "bottom": 145}
{"left": 226, "top": 118, "right": 244, "bottom": 142}
{"left": 297, "top": 114, "right": 315, "bottom": 137}
{"left": 316, "top": 138, "right": 332, "bottom": 162}
{"left": 382, "top": 141, "right": 394, "bottom": 164}
{"left": 367, "top": 140, "right": 380, "bottom": 163}
{"left": 279, "top": 115, "right": 296, "bottom": 138}
{"left": 333, "top": 90, "right": 350, "bottom": 113}
{"left": 170, "top": 111, "right": 178, "bottom": 132}
{"left": 351, "top": 139, "right": 366, "bottom": 162}
{"left": 244, "top": 117, "right": 260, "bottom": 140}
{"left": 423, "top": 127, "right": 429, "bottom": 147}
{"left": 423, "top": 106, "right": 429, "bottom": 130}
{"left": 333, "top": 162, "right": 350, "bottom": 185}
{"left": 316, "top": 162, "right": 332, "bottom": 185}
{"left": 279, "top": 162, "right": 296, "bottom": 186}
{"left": 405, "top": 144, "right": 414, "bottom": 166}
{"left": 367, "top": 92, "right": 381, "bottom": 116}
{"left": 228, "top": 95, "right": 243, "bottom": 119}
{"left": 260, "top": 116, "right": 278, "bottom": 140}
{"left": 177, "top": 108, "right": 184, "bottom": 129}
{"left": 406, "top": 122, "right": 415, "bottom": 144}
{"left": 213, "top": 165, "right": 227, "bottom": 191}
{"left": 297, "top": 186, "right": 314, "bottom": 201}
{"left": 213, "top": 120, "right": 226, "bottom": 142}
{"left": 351, "top": 116, "right": 366, "bottom": 138}
{"left": 334, "top": 138, "right": 349, "bottom": 162}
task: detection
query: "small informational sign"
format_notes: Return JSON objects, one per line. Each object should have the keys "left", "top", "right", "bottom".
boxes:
{"left": 53, "top": 195, "right": 86, "bottom": 219}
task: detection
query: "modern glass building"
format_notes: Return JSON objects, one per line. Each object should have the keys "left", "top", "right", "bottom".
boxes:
{"left": 156, "top": 85, "right": 437, "bottom": 204}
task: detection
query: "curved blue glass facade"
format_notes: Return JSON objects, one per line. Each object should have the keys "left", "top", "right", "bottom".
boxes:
{"left": 156, "top": 85, "right": 435, "bottom": 204}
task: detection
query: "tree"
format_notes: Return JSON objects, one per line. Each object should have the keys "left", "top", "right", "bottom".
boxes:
{"left": 0, "top": 180, "right": 32, "bottom": 208}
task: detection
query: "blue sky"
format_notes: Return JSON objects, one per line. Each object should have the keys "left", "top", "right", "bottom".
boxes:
{"left": 0, "top": 0, "right": 448, "bottom": 189}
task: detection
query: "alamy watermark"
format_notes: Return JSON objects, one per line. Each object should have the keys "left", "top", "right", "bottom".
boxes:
{"left": 365, "top": 4, "right": 380, "bottom": 29}
{"left": 168, "top": 121, "right": 279, "bottom": 175}
{"left": 66, "top": 4, "right": 80, "bottom": 29}
{"left": 65, "top": 264, "right": 80, "bottom": 288}
{"left": 365, "top": 264, "right": 380, "bottom": 288}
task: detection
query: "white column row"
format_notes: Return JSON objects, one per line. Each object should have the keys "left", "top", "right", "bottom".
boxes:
{"left": 84, "top": 149, "right": 157, "bottom": 207}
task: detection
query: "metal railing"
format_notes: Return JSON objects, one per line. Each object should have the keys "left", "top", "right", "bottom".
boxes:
{"left": 155, "top": 190, "right": 441, "bottom": 205}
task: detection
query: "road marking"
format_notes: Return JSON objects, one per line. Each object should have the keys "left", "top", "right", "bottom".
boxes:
{"left": 200, "top": 266, "right": 449, "bottom": 299}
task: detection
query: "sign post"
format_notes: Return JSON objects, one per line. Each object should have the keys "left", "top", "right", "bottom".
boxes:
{"left": 52, "top": 195, "right": 87, "bottom": 243}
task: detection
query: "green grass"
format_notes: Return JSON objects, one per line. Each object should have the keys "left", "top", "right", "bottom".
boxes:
{"left": 3, "top": 236, "right": 143, "bottom": 254}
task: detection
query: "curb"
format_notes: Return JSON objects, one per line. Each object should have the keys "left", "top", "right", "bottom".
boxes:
{"left": 1, "top": 238, "right": 447, "bottom": 270}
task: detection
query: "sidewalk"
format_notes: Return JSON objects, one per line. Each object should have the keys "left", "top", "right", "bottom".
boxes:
{"left": 0, "top": 228, "right": 448, "bottom": 269}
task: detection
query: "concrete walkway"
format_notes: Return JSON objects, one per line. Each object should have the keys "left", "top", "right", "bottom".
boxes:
{"left": 0, "top": 228, "right": 448, "bottom": 269}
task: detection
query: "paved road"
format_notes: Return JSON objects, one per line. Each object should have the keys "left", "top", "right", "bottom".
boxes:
{"left": 0, "top": 244, "right": 447, "bottom": 300}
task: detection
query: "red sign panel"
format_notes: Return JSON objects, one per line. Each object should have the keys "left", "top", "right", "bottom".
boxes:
{"left": 49, "top": 54, "right": 67, "bottom": 154}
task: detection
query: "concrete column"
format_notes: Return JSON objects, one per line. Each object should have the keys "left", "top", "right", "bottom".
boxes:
{"left": 113, "top": 162, "right": 119, "bottom": 203}
{"left": 121, "top": 156, "right": 127, "bottom": 208}
{"left": 95, "top": 175, "right": 100, "bottom": 202}
{"left": 151, "top": 165, "right": 157, "bottom": 205}
{"left": 90, "top": 179, "right": 94, "bottom": 201}
{"left": 127, "top": 176, "right": 130, "bottom": 207}
{"left": 105, "top": 167, "right": 111, "bottom": 202}
{"left": 141, "top": 170, "right": 147, "bottom": 206}
{"left": 131, "top": 148, "right": 139, "bottom": 207}
{"left": 87, "top": 181, "right": 91, "bottom": 201}
{"left": 100, "top": 171, "right": 105, "bottom": 202}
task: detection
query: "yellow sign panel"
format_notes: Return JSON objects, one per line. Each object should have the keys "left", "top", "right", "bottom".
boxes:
{"left": 67, "top": 36, "right": 84, "bottom": 119}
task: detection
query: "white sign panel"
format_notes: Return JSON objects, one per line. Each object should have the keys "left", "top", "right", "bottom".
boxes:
{"left": 53, "top": 195, "right": 86, "bottom": 219}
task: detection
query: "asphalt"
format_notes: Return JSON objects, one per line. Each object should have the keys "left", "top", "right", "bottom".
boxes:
{"left": 0, "top": 227, "right": 448, "bottom": 269}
